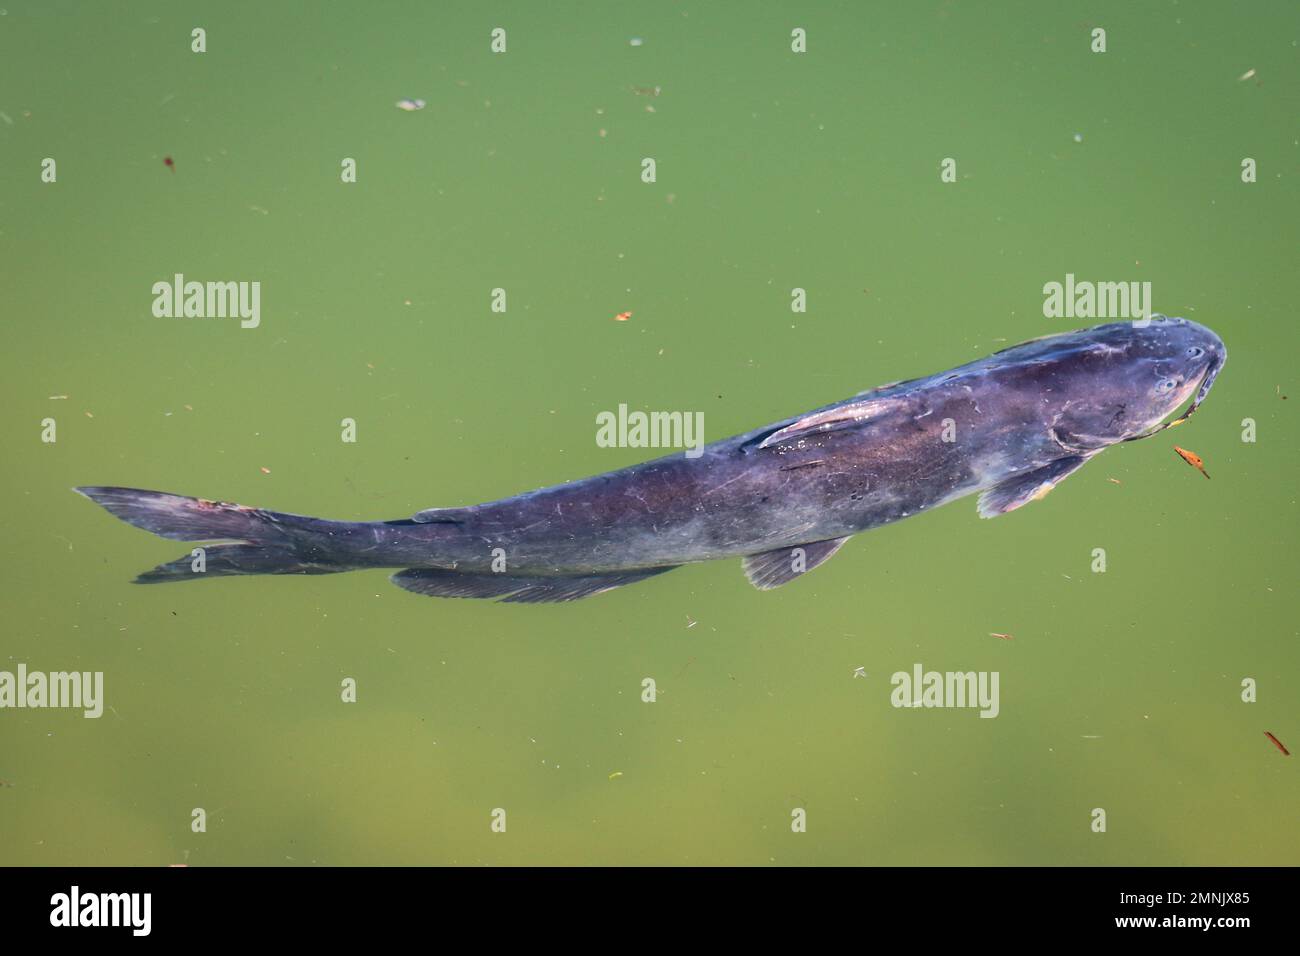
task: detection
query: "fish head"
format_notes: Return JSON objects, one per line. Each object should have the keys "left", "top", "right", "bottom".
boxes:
{"left": 1045, "top": 316, "right": 1226, "bottom": 452}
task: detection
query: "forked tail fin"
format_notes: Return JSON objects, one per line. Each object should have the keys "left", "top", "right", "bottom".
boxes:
{"left": 74, "top": 486, "right": 352, "bottom": 583}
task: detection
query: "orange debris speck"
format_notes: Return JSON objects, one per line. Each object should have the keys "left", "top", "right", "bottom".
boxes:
{"left": 1173, "top": 445, "right": 1210, "bottom": 479}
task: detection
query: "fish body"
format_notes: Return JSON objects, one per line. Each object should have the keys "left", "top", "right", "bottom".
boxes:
{"left": 78, "top": 316, "right": 1224, "bottom": 602}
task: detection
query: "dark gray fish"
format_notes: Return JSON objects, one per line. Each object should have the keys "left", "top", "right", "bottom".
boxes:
{"left": 77, "top": 316, "right": 1225, "bottom": 603}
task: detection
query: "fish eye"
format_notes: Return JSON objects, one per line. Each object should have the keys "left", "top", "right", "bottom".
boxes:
{"left": 1186, "top": 347, "right": 1204, "bottom": 358}
{"left": 1155, "top": 378, "right": 1180, "bottom": 393}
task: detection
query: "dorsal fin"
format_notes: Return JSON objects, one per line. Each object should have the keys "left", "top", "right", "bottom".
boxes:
{"left": 410, "top": 506, "right": 471, "bottom": 524}
{"left": 742, "top": 536, "right": 852, "bottom": 590}
{"left": 751, "top": 396, "right": 915, "bottom": 451}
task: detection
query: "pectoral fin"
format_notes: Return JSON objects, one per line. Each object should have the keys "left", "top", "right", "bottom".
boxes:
{"left": 976, "top": 456, "right": 1089, "bottom": 518}
{"left": 742, "top": 536, "right": 852, "bottom": 590}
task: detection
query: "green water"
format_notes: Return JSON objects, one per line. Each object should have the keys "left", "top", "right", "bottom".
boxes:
{"left": 2, "top": 1, "right": 1296, "bottom": 866}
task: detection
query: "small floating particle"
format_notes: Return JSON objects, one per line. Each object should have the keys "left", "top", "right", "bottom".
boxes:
{"left": 1265, "top": 731, "right": 1290, "bottom": 756}
{"left": 608, "top": 771, "right": 624, "bottom": 780}
{"left": 685, "top": 614, "right": 697, "bottom": 628}
{"left": 613, "top": 311, "right": 633, "bottom": 322}
{"left": 183, "top": 404, "right": 193, "bottom": 411}
{"left": 598, "top": 128, "right": 607, "bottom": 138}
{"left": 1238, "top": 68, "right": 1256, "bottom": 82}
{"left": 1072, "top": 132, "right": 1083, "bottom": 143}
{"left": 1173, "top": 445, "right": 1210, "bottom": 479}
{"left": 628, "top": 37, "right": 644, "bottom": 47}
{"left": 84, "top": 411, "right": 94, "bottom": 418}
{"left": 1107, "top": 477, "right": 1122, "bottom": 485}
{"left": 852, "top": 666, "right": 867, "bottom": 678}
{"left": 164, "top": 155, "right": 175, "bottom": 172}
{"left": 49, "top": 394, "right": 68, "bottom": 400}
{"left": 632, "top": 85, "right": 661, "bottom": 97}
{"left": 989, "top": 632, "right": 1014, "bottom": 641}
{"left": 395, "top": 98, "right": 426, "bottom": 112}
{"left": 259, "top": 467, "right": 271, "bottom": 475}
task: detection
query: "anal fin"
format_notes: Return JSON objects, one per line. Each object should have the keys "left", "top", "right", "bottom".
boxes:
{"left": 977, "top": 455, "right": 1089, "bottom": 518}
{"left": 742, "top": 536, "right": 851, "bottom": 590}
{"left": 390, "top": 566, "right": 676, "bottom": 603}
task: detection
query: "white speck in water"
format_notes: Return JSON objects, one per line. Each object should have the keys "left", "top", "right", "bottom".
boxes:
{"left": 1073, "top": 132, "right": 1083, "bottom": 143}
{"left": 629, "top": 37, "right": 644, "bottom": 47}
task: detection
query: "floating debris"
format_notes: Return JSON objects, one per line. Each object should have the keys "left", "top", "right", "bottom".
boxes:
{"left": 612, "top": 311, "right": 633, "bottom": 322}
{"left": 1173, "top": 445, "right": 1210, "bottom": 479}
{"left": 685, "top": 614, "right": 697, "bottom": 628}
{"left": 395, "top": 98, "right": 426, "bottom": 112}
{"left": 1072, "top": 132, "right": 1083, "bottom": 143}
{"left": 1106, "top": 477, "right": 1122, "bottom": 485}
{"left": 49, "top": 394, "right": 68, "bottom": 400}
{"left": 259, "top": 466, "right": 271, "bottom": 475}
{"left": 1238, "top": 68, "right": 1257, "bottom": 82}
{"left": 632, "top": 85, "right": 661, "bottom": 97}
{"left": 164, "top": 155, "right": 175, "bottom": 172}
{"left": 852, "top": 666, "right": 867, "bottom": 679}
{"left": 628, "top": 37, "right": 644, "bottom": 48}
{"left": 989, "top": 632, "right": 1014, "bottom": 641}
{"left": 1265, "top": 731, "right": 1290, "bottom": 756}
{"left": 608, "top": 771, "right": 624, "bottom": 780}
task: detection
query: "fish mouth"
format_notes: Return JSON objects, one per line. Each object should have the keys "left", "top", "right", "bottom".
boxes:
{"left": 1188, "top": 353, "right": 1223, "bottom": 414}
{"left": 1124, "top": 352, "right": 1223, "bottom": 443}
